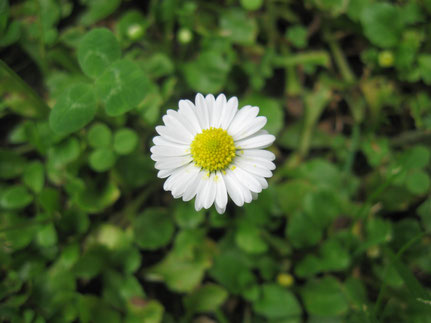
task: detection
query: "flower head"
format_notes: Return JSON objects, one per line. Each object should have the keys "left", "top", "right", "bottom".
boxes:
{"left": 151, "top": 93, "right": 276, "bottom": 214}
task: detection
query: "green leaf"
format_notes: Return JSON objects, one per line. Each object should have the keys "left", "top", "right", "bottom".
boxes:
{"left": 220, "top": 9, "right": 257, "bottom": 45}
{"left": 73, "top": 179, "right": 120, "bottom": 214}
{"left": 49, "top": 83, "right": 97, "bottom": 135}
{"left": 77, "top": 28, "right": 121, "bottom": 78}
{"left": 301, "top": 276, "right": 348, "bottom": 317}
{"left": 146, "top": 229, "right": 213, "bottom": 292}
{"left": 183, "top": 51, "right": 231, "bottom": 93}
{"left": 87, "top": 123, "right": 112, "bottom": 149}
{"left": 286, "top": 25, "right": 308, "bottom": 49}
{"left": 253, "top": 284, "right": 302, "bottom": 319}
{"left": 113, "top": 128, "right": 138, "bottom": 155}
{"left": 360, "top": 3, "right": 403, "bottom": 48}
{"left": 0, "top": 185, "right": 33, "bottom": 210}
{"left": 48, "top": 137, "right": 81, "bottom": 168}
{"left": 78, "top": 295, "right": 121, "bottom": 323}
{"left": 418, "top": 54, "right": 431, "bottom": 85}
{"left": 80, "top": 0, "right": 122, "bottom": 26}
{"left": 0, "top": 149, "right": 26, "bottom": 179}
{"left": 406, "top": 169, "right": 430, "bottom": 195}
{"left": 399, "top": 145, "right": 430, "bottom": 170}
{"left": 209, "top": 248, "right": 256, "bottom": 294}
{"left": 22, "top": 161, "right": 44, "bottom": 193}
{"left": 133, "top": 208, "right": 175, "bottom": 250}
{"left": 115, "top": 154, "right": 155, "bottom": 188}
{"left": 89, "top": 149, "right": 116, "bottom": 172}
{"left": 287, "top": 211, "right": 322, "bottom": 248}
{"left": 183, "top": 284, "right": 228, "bottom": 314}
{"left": 235, "top": 222, "right": 268, "bottom": 254}
{"left": 417, "top": 199, "right": 431, "bottom": 231}
{"left": 96, "top": 59, "right": 151, "bottom": 116}
{"left": 36, "top": 223, "right": 58, "bottom": 248}
{"left": 173, "top": 201, "right": 205, "bottom": 229}
{"left": 0, "top": 213, "right": 38, "bottom": 251}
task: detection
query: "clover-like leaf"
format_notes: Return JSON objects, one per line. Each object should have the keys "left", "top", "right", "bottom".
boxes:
{"left": 78, "top": 28, "right": 121, "bottom": 78}
{"left": 49, "top": 83, "right": 97, "bottom": 135}
{"left": 96, "top": 59, "right": 151, "bottom": 116}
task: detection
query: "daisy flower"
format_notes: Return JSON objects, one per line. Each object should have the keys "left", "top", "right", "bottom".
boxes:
{"left": 150, "top": 93, "right": 276, "bottom": 214}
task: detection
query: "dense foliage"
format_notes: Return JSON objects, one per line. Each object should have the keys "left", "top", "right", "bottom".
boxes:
{"left": 1, "top": 0, "right": 431, "bottom": 322}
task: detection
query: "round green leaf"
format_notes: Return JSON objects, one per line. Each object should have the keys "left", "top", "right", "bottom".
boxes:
{"left": 174, "top": 201, "right": 205, "bottom": 229}
{"left": 48, "top": 137, "right": 81, "bottom": 167}
{"left": 89, "top": 149, "right": 116, "bottom": 172}
{"left": 87, "top": 123, "right": 112, "bottom": 148}
{"left": 240, "top": 0, "right": 263, "bottom": 11}
{"left": 96, "top": 59, "right": 151, "bottom": 116}
{"left": 0, "top": 185, "right": 33, "bottom": 210}
{"left": 406, "top": 169, "right": 430, "bottom": 195}
{"left": 301, "top": 276, "right": 348, "bottom": 317}
{"left": 235, "top": 223, "right": 268, "bottom": 254}
{"left": 36, "top": 223, "right": 58, "bottom": 248}
{"left": 77, "top": 28, "right": 121, "bottom": 78}
{"left": 220, "top": 9, "right": 257, "bottom": 45}
{"left": 253, "top": 284, "right": 302, "bottom": 319}
{"left": 133, "top": 208, "right": 175, "bottom": 250}
{"left": 182, "top": 51, "right": 231, "bottom": 93}
{"left": 49, "top": 83, "right": 97, "bottom": 135}
{"left": 184, "top": 284, "right": 228, "bottom": 314}
{"left": 360, "top": 3, "right": 403, "bottom": 48}
{"left": 113, "top": 128, "right": 138, "bottom": 155}
{"left": 22, "top": 161, "right": 44, "bottom": 193}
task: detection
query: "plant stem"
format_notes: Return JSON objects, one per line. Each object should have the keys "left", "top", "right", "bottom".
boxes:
{"left": 0, "top": 59, "right": 50, "bottom": 118}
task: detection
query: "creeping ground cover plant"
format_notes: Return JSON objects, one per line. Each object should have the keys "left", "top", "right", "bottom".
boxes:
{"left": 1, "top": 0, "right": 431, "bottom": 322}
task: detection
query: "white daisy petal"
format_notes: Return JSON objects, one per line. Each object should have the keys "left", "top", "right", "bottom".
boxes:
{"left": 167, "top": 109, "right": 198, "bottom": 137}
{"left": 157, "top": 168, "right": 176, "bottom": 179}
{"left": 163, "top": 114, "right": 194, "bottom": 141}
{"left": 215, "top": 171, "right": 228, "bottom": 211}
{"left": 223, "top": 170, "right": 244, "bottom": 206}
{"left": 238, "top": 149, "right": 276, "bottom": 161}
{"left": 171, "top": 165, "right": 200, "bottom": 198}
{"left": 202, "top": 173, "right": 217, "bottom": 209}
{"left": 195, "top": 93, "right": 210, "bottom": 129}
{"left": 235, "top": 134, "right": 276, "bottom": 149}
{"left": 235, "top": 158, "right": 273, "bottom": 178}
{"left": 205, "top": 94, "right": 216, "bottom": 127}
{"left": 150, "top": 145, "right": 190, "bottom": 157}
{"left": 213, "top": 94, "right": 226, "bottom": 128}
{"left": 256, "top": 176, "right": 268, "bottom": 189}
{"left": 233, "top": 116, "right": 267, "bottom": 141}
{"left": 178, "top": 100, "right": 202, "bottom": 133}
{"left": 182, "top": 169, "right": 204, "bottom": 201}
{"left": 155, "top": 156, "right": 193, "bottom": 170}
{"left": 215, "top": 204, "right": 226, "bottom": 214}
{"left": 231, "top": 166, "right": 262, "bottom": 193}
{"left": 156, "top": 125, "right": 191, "bottom": 145}
{"left": 228, "top": 106, "right": 259, "bottom": 137}
{"left": 237, "top": 155, "right": 276, "bottom": 171}
{"left": 220, "top": 96, "right": 238, "bottom": 129}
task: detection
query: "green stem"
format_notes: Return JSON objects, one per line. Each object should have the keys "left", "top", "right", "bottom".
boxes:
{"left": 344, "top": 123, "right": 360, "bottom": 173}
{"left": 0, "top": 59, "right": 50, "bottom": 118}
{"left": 325, "top": 31, "right": 356, "bottom": 84}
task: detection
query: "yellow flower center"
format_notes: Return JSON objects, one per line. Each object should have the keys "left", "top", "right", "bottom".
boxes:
{"left": 190, "top": 127, "right": 236, "bottom": 172}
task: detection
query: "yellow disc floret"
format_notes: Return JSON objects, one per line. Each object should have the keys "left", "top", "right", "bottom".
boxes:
{"left": 190, "top": 127, "right": 236, "bottom": 172}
